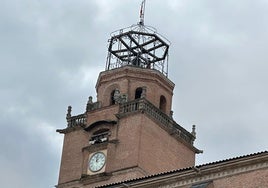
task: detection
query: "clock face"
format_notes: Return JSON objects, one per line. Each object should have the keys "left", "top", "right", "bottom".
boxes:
{"left": 88, "top": 152, "right": 106, "bottom": 172}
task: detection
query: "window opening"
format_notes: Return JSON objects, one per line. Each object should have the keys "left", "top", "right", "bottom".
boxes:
{"left": 159, "top": 95, "right": 167, "bottom": 113}
{"left": 110, "top": 90, "right": 116, "bottom": 105}
{"left": 89, "top": 129, "right": 110, "bottom": 145}
{"left": 135, "top": 87, "right": 143, "bottom": 99}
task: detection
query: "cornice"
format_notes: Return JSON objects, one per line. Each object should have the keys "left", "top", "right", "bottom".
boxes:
{"left": 82, "top": 139, "right": 119, "bottom": 153}
{"left": 84, "top": 120, "right": 117, "bottom": 132}
{"left": 56, "top": 125, "right": 84, "bottom": 134}
{"left": 96, "top": 66, "right": 175, "bottom": 92}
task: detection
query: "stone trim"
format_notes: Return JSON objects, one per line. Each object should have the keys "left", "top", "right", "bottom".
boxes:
{"left": 56, "top": 125, "right": 84, "bottom": 134}
{"left": 81, "top": 173, "right": 112, "bottom": 185}
{"left": 96, "top": 66, "right": 175, "bottom": 94}
{"left": 158, "top": 161, "right": 268, "bottom": 188}
{"left": 82, "top": 139, "right": 119, "bottom": 153}
{"left": 82, "top": 142, "right": 109, "bottom": 153}
{"left": 84, "top": 120, "right": 117, "bottom": 132}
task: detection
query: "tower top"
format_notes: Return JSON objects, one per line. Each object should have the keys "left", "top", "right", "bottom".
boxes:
{"left": 105, "top": 1, "right": 171, "bottom": 77}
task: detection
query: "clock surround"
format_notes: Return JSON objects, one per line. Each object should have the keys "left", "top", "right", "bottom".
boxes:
{"left": 88, "top": 152, "right": 106, "bottom": 172}
{"left": 87, "top": 150, "right": 107, "bottom": 175}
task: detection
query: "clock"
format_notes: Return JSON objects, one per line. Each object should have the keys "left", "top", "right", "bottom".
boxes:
{"left": 88, "top": 152, "right": 106, "bottom": 172}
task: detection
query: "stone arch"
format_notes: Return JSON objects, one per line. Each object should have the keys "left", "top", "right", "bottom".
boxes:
{"left": 85, "top": 120, "right": 117, "bottom": 144}
{"left": 102, "top": 84, "right": 120, "bottom": 106}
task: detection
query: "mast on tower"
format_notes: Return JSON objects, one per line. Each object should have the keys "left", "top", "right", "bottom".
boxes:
{"left": 105, "top": 0, "right": 170, "bottom": 77}
{"left": 139, "top": 0, "right": 146, "bottom": 26}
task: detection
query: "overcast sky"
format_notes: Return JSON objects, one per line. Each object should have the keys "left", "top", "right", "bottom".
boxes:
{"left": 1, "top": 0, "right": 268, "bottom": 187}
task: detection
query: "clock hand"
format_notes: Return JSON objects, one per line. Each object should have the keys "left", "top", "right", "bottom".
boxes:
{"left": 96, "top": 155, "right": 99, "bottom": 162}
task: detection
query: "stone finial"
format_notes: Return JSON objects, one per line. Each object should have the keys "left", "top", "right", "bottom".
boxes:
{"left": 169, "top": 110, "right": 174, "bottom": 119}
{"left": 191, "top": 125, "right": 196, "bottom": 137}
{"left": 86, "top": 96, "right": 93, "bottom": 111}
{"left": 66, "top": 106, "right": 72, "bottom": 124}
{"left": 141, "top": 86, "right": 147, "bottom": 98}
{"left": 67, "top": 106, "right": 72, "bottom": 117}
{"left": 86, "top": 96, "right": 102, "bottom": 112}
{"left": 87, "top": 96, "right": 93, "bottom": 104}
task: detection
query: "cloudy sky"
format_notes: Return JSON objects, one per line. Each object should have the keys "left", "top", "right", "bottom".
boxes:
{"left": 1, "top": 0, "right": 268, "bottom": 187}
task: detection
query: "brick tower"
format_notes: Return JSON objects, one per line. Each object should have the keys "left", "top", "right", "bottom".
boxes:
{"left": 56, "top": 3, "right": 201, "bottom": 188}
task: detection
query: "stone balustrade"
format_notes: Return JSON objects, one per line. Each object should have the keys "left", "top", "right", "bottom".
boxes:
{"left": 67, "top": 113, "right": 86, "bottom": 127}
{"left": 118, "top": 98, "right": 195, "bottom": 145}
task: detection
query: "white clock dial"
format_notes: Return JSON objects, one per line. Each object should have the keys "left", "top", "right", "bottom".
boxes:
{"left": 88, "top": 152, "right": 106, "bottom": 172}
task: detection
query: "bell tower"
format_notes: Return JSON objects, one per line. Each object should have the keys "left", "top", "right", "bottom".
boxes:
{"left": 56, "top": 1, "right": 201, "bottom": 188}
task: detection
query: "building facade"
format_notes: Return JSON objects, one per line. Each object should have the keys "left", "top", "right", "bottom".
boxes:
{"left": 97, "top": 151, "right": 268, "bottom": 188}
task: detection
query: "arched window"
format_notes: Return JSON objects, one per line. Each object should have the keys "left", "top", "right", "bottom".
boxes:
{"left": 89, "top": 128, "right": 110, "bottom": 145}
{"left": 159, "top": 95, "right": 167, "bottom": 113}
{"left": 135, "top": 87, "right": 143, "bottom": 99}
{"left": 110, "top": 90, "right": 116, "bottom": 105}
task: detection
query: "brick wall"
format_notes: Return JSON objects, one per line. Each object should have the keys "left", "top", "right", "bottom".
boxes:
{"left": 58, "top": 129, "right": 89, "bottom": 184}
{"left": 96, "top": 66, "right": 174, "bottom": 115}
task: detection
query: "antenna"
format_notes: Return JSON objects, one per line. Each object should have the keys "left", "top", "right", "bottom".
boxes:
{"left": 139, "top": 0, "right": 146, "bottom": 25}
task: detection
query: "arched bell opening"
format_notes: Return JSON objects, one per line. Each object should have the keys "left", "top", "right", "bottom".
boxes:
{"left": 135, "top": 87, "right": 143, "bottom": 99}
{"left": 159, "top": 95, "right": 167, "bottom": 113}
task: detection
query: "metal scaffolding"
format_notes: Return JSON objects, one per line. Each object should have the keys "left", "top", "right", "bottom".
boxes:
{"left": 105, "top": 1, "right": 170, "bottom": 77}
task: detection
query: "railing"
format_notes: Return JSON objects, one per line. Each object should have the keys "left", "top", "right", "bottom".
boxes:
{"left": 86, "top": 101, "right": 101, "bottom": 112}
{"left": 65, "top": 98, "right": 195, "bottom": 144}
{"left": 119, "top": 99, "right": 140, "bottom": 113}
{"left": 67, "top": 113, "right": 86, "bottom": 127}
{"left": 119, "top": 98, "right": 195, "bottom": 145}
